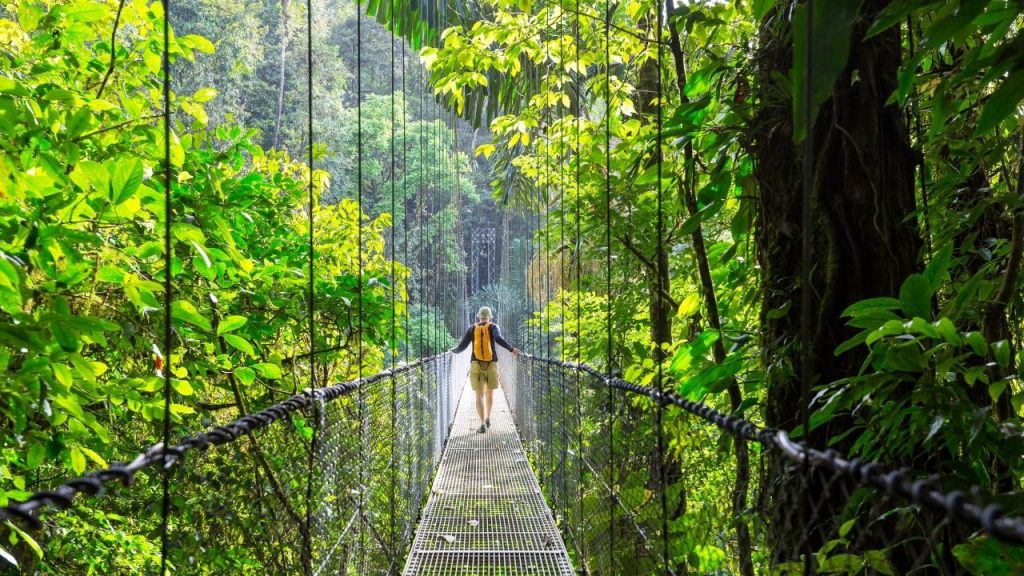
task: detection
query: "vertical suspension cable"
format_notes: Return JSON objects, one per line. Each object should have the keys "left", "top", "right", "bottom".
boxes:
{"left": 388, "top": 9, "right": 398, "bottom": 567}
{"left": 556, "top": 0, "right": 570, "bottom": 541}
{"left": 303, "top": 0, "right": 316, "bottom": 571}
{"left": 604, "top": 0, "right": 616, "bottom": 567}
{"left": 402, "top": 40, "right": 410, "bottom": 364}
{"left": 418, "top": 71, "right": 426, "bottom": 358}
{"left": 654, "top": 1, "right": 670, "bottom": 571}
{"left": 800, "top": 3, "right": 816, "bottom": 575}
{"left": 431, "top": 102, "right": 439, "bottom": 353}
{"left": 543, "top": 0, "right": 554, "bottom": 491}
{"left": 158, "top": 0, "right": 173, "bottom": 571}
{"left": 799, "top": 0, "right": 815, "bottom": 453}
{"left": 355, "top": 0, "right": 366, "bottom": 567}
{"left": 573, "top": 0, "right": 585, "bottom": 561}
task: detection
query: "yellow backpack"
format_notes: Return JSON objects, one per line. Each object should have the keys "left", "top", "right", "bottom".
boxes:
{"left": 472, "top": 322, "right": 494, "bottom": 361}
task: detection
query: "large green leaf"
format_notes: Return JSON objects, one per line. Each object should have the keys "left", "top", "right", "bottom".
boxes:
{"left": 976, "top": 67, "right": 1024, "bottom": 134}
{"left": 792, "top": 0, "right": 864, "bottom": 142}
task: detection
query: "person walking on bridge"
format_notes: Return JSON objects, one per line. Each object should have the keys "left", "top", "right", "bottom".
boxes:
{"left": 450, "top": 306, "right": 521, "bottom": 433}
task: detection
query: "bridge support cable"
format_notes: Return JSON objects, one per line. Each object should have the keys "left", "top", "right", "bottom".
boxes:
{"left": 509, "top": 354, "right": 1024, "bottom": 575}
{"left": 0, "top": 354, "right": 463, "bottom": 574}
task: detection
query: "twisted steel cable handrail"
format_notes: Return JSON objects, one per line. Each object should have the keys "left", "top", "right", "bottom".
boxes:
{"left": 5, "top": 351, "right": 1023, "bottom": 550}
{"left": 521, "top": 354, "right": 1024, "bottom": 546}
{"left": 0, "top": 353, "right": 447, "bottom": 528}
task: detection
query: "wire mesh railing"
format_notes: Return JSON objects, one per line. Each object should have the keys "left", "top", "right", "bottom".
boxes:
{"left": 0, "top": 353, "right": 466, "bottom": 574}
{"left": 509, "top": 354, "right": 1024, "bottom": 575}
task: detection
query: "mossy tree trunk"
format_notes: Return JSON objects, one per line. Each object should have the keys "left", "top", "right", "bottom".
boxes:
{"left": 753, "top": 0, "right": 920, "bottom": 562}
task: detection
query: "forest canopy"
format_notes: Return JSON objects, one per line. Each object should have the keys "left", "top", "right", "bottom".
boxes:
{"left": 1, "top": 0, "right": 1023, "bottom": 573}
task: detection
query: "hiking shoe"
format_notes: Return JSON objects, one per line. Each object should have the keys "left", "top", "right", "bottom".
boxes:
{"left": 477, "top": 425, "right": 486, "bottom": 434}
{"left": 486, "top": 418, "right": 491, "bottom": 428}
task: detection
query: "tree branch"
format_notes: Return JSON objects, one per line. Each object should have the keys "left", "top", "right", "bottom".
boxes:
{"left": 96, "top": 0, "right": 128, "bottom": 99}
{"left": 615, "top": 232, "right": 680, "bottom": 309}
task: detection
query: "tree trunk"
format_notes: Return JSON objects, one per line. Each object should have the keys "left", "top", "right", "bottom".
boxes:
{"left": 664, "top": 2, "right": 752, "bottom": 573}
{"left": 272, "top": 0, "right": 291, "bottom": 150}
{"left": 753, "top": 0, "right": 920, "bottom": 563}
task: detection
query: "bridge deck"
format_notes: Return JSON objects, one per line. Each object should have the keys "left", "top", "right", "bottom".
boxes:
{"left": 402, "top": 382, "right": 575, "bottom": 576}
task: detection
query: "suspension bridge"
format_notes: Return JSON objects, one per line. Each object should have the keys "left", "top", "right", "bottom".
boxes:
{"left": 2, "top": 0, "right": 1024, "bottom": 572}
{"left": 2, "top": 348, "right": 1022, "bottom": 574}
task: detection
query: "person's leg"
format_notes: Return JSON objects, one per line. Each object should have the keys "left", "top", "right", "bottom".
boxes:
{"left": 484, "top": 362, "right": 498, "bottom": 420}
{"left": 475, "top": 389, "right": 485, "bottom": 421}
{"left": 470, "top": 362, "right": 485, "bottom": 422}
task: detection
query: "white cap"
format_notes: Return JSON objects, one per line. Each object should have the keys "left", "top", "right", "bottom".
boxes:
{"left": 477, "top": 306, "right": 493, "bottom": 320}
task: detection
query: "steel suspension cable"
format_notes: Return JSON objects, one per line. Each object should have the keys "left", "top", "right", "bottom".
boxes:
{"left": 800, "top": 6, "right": 815, "bottom": 573}
{"left": 355, "top": 0, "right": 366, "bottom": 566}
{"left": 573, "top": 0, "right": 585, "bottom": 562}
{"left": 402, "top": 40, "right": 410, "bottom": 364}
{"left": 604, "top": 0, "right": 616, "bottom": 566}
{"left": 418, "top": 70, "right": 425, "bottom": 358}
{"left": 388, "top": 11, "right": 398, "bottom": 566}
{"left": 543, "top": 0, "right": 554, "bottom": 498}
{"left": 303, "top": 0, "right": 316, "bottom": 570}
{"left": 556, "top": 0, "right": 571, "bottom": 548}
{"left": 159, "top": 0, "right": 173, "bottom": 571}
{"left": 654, "top": 2, "right": 670, "bottom": 571}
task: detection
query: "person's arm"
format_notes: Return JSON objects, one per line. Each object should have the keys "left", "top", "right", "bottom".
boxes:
{"left": 491, "top": 324, "right": 522, "bottom": 356}
{"left": 450, "top": 326, "right": 473, "bottom": 354}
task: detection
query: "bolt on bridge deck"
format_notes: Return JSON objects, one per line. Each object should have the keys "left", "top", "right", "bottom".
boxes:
{"left": 402, "top": 382, "right": 575, "bottom": 576}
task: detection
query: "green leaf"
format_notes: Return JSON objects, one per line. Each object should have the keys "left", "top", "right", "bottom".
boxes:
{"left": 842, "top": 297, "right": 901, "bottom": 318}
{"left": 193, "top": 87, "right": 218, "bottom": 103}
{"left": 235, "top": 367, "right": 256, "bottom": 386}
{"left": 223, "top": 334, "right": 256, "bottom": 356}
{"left": 923, "top": 243, "right": 953, "bottom": 291}
{"left": 677, "top": 294, "right": 700, "bottom": 318}
{"left": 97, "top": 266, "right": 127, "bottom": 284}
{"left": 766, "top": 299, "right": 792, "bottom": 320}
{"left": 4, "top": 521, "right": 41, "bottom": 559}
{"left": 865, "top": 0, "right": 920, "bottom": 39}
{"left": 976, "top": 68, "right": 1024, "bottom": 134}
{"left": 26, "top": 444, "right": 45, "bottom": 469}
{"left": 954, "top": 537, "right": 1024, "bottom": 575}
{"left": 989, "top": 380, "right": 1009, "bottom": 404}
{"left": 217, "top": 315, "right": 248, "bottom": 335}
{"left": 965, "top": 331, "right": 988, "bottom": 356}
{"left": 933, "top": 317, "right": 961, "bottom": 345}
{"left": 79, "top": 446, "right": 108, "bottom": 467}
{"left": 792, "top": 0, "right": 864, "bottom": 142}
{"left": 179, "top": 34, "right": 215, "bottom": 54}
{"left": 898, "top": 274, "right": 932, "bottom": 319}
{"left": 65, "top": 1, "right": 108, "bottom": 22}
{"left": 171, "top": 300, "right": 212, "bottom": 332}
{"left": 252, "top": 363, "right": 283, "bottom": 380}
{"left": 172, "top": 379, "right": 194, "bottom": 396}
{"left": 110, "top": 159, "right": 144, "bottom": 205}
{"left": 991, "top": 340, "right": 1010, "bottom": 368}
{"left": 70, "top": 447, "right": 86, "bottom": 474}
{"left": 751, "top": 0, "right": 775, "bottom": 21}
{"left": 51, "top": 364, "right": 74, "bottom": 387}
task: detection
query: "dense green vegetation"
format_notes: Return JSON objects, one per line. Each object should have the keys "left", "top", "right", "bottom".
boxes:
{"left": 1, "top": 0, "right": 1023, "bottom": 573}
{"left": 422, "top": 0, "right": 1024, "bottom": 573}
{"left": 0, "top": 0, "right": 482, "bottom": 571}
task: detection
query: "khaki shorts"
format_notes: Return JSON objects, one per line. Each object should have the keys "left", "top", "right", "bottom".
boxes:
{"left": 470, "top": 360, "right": 499, "bottom": 391}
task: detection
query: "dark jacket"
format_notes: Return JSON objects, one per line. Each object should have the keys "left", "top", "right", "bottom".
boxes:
{"left": 452, "top": 322, "right": 514, "bottom": 362}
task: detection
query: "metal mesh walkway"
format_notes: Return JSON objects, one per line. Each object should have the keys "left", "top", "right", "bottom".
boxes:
{"left": 402, "top": 380, "right": 576, "bottom": 576}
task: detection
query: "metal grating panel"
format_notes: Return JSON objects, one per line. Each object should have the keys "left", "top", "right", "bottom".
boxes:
{"left": 404, "top": 551, "right": 574, "bottom": 575}
{"left": 403, "top": 383, "right": 574, "bottom": 576}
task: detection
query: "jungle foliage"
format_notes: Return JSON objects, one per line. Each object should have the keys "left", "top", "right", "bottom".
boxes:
{"left": 0, "top": 0, "right": 486, "bottom": 571}
{"left": 422, "top": 0, "right": 1024, "bottom": 572}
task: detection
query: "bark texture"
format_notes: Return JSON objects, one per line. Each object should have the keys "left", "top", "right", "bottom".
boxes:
{"left": 753, "top": 0, "right": 920, "bottom": 562}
